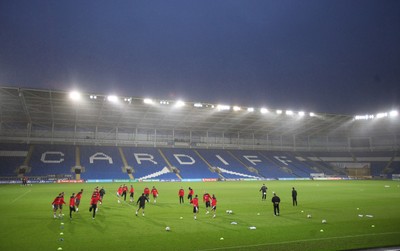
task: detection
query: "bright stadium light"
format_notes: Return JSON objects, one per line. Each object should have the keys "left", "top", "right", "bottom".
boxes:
{"left": 389, "top": 110, "right": 398, "bottom": 117}
{"left": 69, "top": 91, "right": 82, "bottom": 101}
{"left": 175, "top": 100, "right": 185, "bottom": 107}
{"left": 376, "top": 112, "right": 387, "bottom": 119}
{"left": 276, "top": 110, "right": 282, "bottom": 115}
{"left": 107, "top": 95, "right": 118, "bottom": 103}
{"left": 216, "top": 104, "right": 230, "bottom": 111}
{"left": 233, "top": 106, "right": 241, "bottom": 111}
{"left": 260, "top": 108, "right": 268, "bottom": 114}
{"left": 160, "top": 100, "right": 169, "bottom": 105}
{"left": 247, "top": 107, "right": 254, "bottom": 112}
{"left": 309, "top": 112, "right": 316, "bottom": 117}
{"left": 143, "top": 98, "right": 154, "bottom": 104}
{"left": 298, "top": 111, "right": 305, "bottom": 116}
{"left": 90, "top": 95, "right": 97, "bottom": 99}
{"left": 285, "top": 110, "right": 294, "bottom": 116}
{"left": 194, "top": 103, "right": 203, "bottom": 108}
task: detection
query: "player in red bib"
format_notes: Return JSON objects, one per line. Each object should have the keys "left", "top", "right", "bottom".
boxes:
{"left": 151, "top": 186, "right": 158, "bottom": 203}
{"left": 144, "top": 187, "right": 150, "bottom": 201}
{"left": 129, "top": 185, "right": 135, "bottom": 202}
{"left": 89, "top": 192, "right": 102, "bottom": 219}
{"left": 211, "top": 194, "right": 217, "bottom": 218}
{"left": 187, "top": 187, "right": 194, "bottom": 202}
{"left": 191, "top": 194, "right": 199, "bottom": 220}
{"left": 69, "top": 193, "right": 76, "bottom": 219}
{"left": 75, "top": 189, "right": 83, "bottom": 212}
{"left": 203, "top": 192, "right": 211, "bottom": 214}
{"left": 122, "top": 184, "right": 128, "bottom": 201}
{"left": 178, "top": 187, "right": 185, "bottom": 204}
{"left": 117, "top": 185, "right": 123, "bottom": 203}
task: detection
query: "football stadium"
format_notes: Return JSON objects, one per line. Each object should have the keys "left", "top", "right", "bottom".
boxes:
{"left": 0, "top": 86, "right": 399, "bottom": 251}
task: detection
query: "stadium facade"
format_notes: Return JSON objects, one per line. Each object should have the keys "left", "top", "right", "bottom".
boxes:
{"left": 0, "top": 87, "right": 399, "bottom": 181}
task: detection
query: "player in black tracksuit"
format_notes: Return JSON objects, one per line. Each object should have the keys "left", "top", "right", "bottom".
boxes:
{"left": 259, "top": 184, "right": 267, "bottom": 201}
{"left": 271, "top": 193, "right": 281, "bottom": 216}
{"left": 292, "top": 187, "right": 297, "bottom": 206}
{"left": 135, "top": 193, "right": 149, "bottom": 216}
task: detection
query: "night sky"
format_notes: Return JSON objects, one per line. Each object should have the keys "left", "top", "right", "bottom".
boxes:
{"left": 1, "top": 0, "right": 399, "bottom": 115}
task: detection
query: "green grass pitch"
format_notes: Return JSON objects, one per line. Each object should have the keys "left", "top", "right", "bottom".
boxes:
{"left": 1, "top": 180, "right": 400, "bottom": 251}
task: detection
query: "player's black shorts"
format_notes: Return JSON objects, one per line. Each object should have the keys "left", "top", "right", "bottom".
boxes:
{"left": 193, "top": 206, "right": 199, "bottom": 213}
{"left": 53, "top": 204, "right": 59, "bottom": 210}
{"left": 75, "top": 199, "right": 81, "bottom": 205}
{"left": 212, "top": 206, "right": 217, "bottom": 210}
{"left": 206, "top": 201, "right": 211, "bottom": 207}
{"left": 130, "top": 193, "right": 134, "bottom": 198}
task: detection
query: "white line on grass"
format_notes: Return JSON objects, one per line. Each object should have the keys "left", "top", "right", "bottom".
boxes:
{"left": 197, "top": 231, "right": 400, "bottom": 251}
{"left": 9, "top": 189, "right": 31, "bottom": 204}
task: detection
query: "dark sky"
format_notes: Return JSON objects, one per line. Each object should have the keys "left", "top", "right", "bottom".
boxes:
{"left": 1, "top": 0, "right": 399, "bottom": 115}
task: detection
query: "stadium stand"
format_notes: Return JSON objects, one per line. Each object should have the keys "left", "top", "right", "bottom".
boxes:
{"left": 1, "top": 143, "right": 400, "bottom": 180}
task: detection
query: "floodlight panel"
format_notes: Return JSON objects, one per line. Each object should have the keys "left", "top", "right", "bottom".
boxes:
{"left": 143, "top": 98, "right": 154, "bottom": 104}
{"left": 389, "top": 110, "right": 398, "bottom": 117}
{"left": 69, "top": 91, "right": 81, "bottom": 101}
{"left": 247, "top": 107, "right": 254, "bottom": 112}
{"left": 107, "top": 95, "right": 118, "bottom": 103}
{"left": 175, "top": 100, "right": 185, "bottom": 107}
{"left": 233, "top": 106, "right": 241, "bottom": 111}
{"left": 260, "top": 108, "right": 268, "bottom": 114}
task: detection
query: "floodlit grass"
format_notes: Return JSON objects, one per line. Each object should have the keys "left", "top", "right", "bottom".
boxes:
{"left": 0, "top": 180, "right": 400, "bottom": 251}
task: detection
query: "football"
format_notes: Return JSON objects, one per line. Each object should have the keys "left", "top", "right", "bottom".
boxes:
{"left": 165, "top": 226, "right": 170, "bottom": 231}
{"left": 322, "top": 219, "right": 327, "bottom": 224}
{"left": 307, "top": 214, "right": 312, "bottom": 218}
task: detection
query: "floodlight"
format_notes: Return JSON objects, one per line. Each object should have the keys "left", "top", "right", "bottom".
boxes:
{"left": 69, "top": 91, "right": 81, "bottom": 101}
{"left": 247, "top": 107, "right": 254, "bottom": 112}
{"left": 160, "top": 100, "right": 169, "bottom": 105}
{"left": 285, "top": 110, "right": 294, "bottom": 115}
{"left": 260, "top": 108, "right": 268, "bottom": 114}
{"left": 90, "top": 95, "right": 97, "bottom": 99}
{"left": 143, "top": 98, "right": 154, "bottom": 104}
{"left": 107, "top": 95, "right": 118, "bottom": 103}
{"left": 376, "top": 112, "right": 387, "bottom": 119}
{"left": 175, "top": 100, "right": 185, "bottom": 107}
{"left": 309, "top": 112, "right": 315, "bottom": 117}
{"left": 194, "top": 103, "right": 203, "bottom": 108}
{"left": 389, "top": 110, "right": 398, "bottom": 117}
{"left": 216, "top": 105, "right": 230, "bottom": 111}
{"left": 233, "top": 106, "right": 241, "bottom": 111}
{"left": 276, "top": 110, "right": 282, "bottom": 115}
{"left": 298, "top": 111, "right": 305, "bottom": 116}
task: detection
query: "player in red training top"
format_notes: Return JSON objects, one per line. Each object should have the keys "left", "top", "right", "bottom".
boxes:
{"left": 75, "top": 189, "right": 83, "bottom": 212}
{"left": 203, "top": 192, "right": 211, "bottom": 214}
{"left": 129, "top": 185, "right": 135, "bottom": 202}
{"left": 89, "top": 192, "right": 102, "bottom": 219}
{"left": 122, "top": 184, "right": 128, "bottom": 201}
{"left": 92, "top": 188, "right": 101, "bottom": 212}
{"left": 211, "top": 194, "right": 217, "bottom": 218}
{"left": 144, "top": 187, "right": 150, "bottom": 201}
{"left": 187, "top": 187, "right": 194, "bottom": 202}
{"left": 191, "top": 195, "right": 199, "bottom": 220}
{"left": 178, "top": 187, "right": 184, "bottom": 204}
{"left": 69, "top": 193, "right": 76, "bottom": 219}
{"left": 52, "top": 192, "right": 66, "bottom": 218}
{"left": 151, "top": 186, "right": 158, "bottom": 203}
{"left": 117, "top": 185, "right": 123, "bottom": 203}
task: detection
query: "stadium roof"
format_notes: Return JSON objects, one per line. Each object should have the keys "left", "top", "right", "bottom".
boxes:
{"left": 0, "top": 87, "right": 399, "bottom": 139}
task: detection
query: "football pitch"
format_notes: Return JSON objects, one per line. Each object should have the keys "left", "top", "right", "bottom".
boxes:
{"left": 1, "top": 180, "right": 400, "bottom": 251}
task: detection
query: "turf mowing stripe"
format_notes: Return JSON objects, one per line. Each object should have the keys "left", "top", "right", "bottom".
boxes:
{"left": 9, "top": 189, "right": 31, "bottom": 204}
{"left": 197, "top": 231, "right": 400, "bottom": 251}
